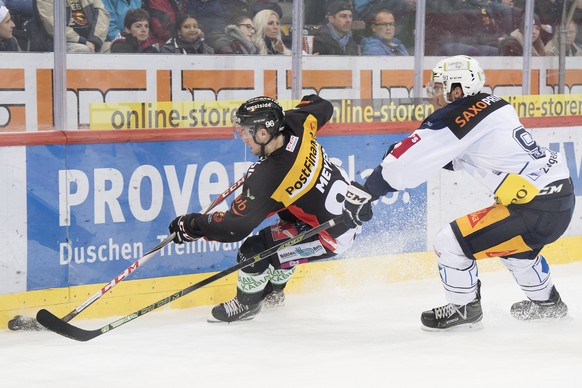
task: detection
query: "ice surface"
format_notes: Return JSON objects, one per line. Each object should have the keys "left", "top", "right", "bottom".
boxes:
{"left": 1, "top": 261, "right": 581, "bottom": 388}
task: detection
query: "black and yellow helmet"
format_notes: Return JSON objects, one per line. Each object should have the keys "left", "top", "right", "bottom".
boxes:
{"left": 235, "top": 96, "right": 286, "bottom": 136}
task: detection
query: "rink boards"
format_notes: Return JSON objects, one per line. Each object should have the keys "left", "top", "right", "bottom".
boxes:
{"left": 1, "top": 124, "right": 582, "bottom": 328}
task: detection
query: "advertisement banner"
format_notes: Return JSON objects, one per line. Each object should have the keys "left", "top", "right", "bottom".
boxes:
{"left": 26, "top": 134, "right": 426, "bottom": 290}
{"left": 2, "top": 54, "right": 581, "bottom": 131}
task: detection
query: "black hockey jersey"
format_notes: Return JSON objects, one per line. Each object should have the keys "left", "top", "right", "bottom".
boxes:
{"left": 196, "top": 95, "right": 353, "bottom": 253}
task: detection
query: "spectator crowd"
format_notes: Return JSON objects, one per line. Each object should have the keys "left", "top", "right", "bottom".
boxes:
{"left": 0, "top": 0, "right": 581, "bottom": 56}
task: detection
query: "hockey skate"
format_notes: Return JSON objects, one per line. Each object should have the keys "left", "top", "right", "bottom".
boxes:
{"left": 208, "top": 296, "right": 262, "bottom": 323}
{"left": 263, "top": 289, "right": 285, "bottom": 308}
{"left": 421, "top": 281, "right": 483, "bottom": 331}
{"left": 510, "top": 286, "right": 568, "bottom": 320}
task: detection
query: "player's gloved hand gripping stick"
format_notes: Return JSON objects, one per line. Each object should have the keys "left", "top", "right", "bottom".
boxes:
{"left": 8, "top": 175, "right": 246, "bottom": 331}
{"left": 342, "top": 181, "right": 374, "bottom": 229}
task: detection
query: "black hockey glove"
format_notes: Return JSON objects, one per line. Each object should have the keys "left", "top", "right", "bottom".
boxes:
{"left": 168, "top": 213, "right": 204, "bottom": 244}
{"left": 342, "top": 181, "right": 374, "bottom": 229}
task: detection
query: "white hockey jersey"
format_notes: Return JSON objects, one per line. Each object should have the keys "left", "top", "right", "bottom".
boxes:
{"left": 366, "top": 93, "right": 571, "bottom": 205}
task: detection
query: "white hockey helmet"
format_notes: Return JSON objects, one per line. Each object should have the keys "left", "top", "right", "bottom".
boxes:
{"left": 426, "top": 58, "right": 447, "bottom": 97}
{"left": 432, "top": 58, "right": 447, "bottom": 84}
{"left": 441, "top": 55, "right": 485, "bottom": 103}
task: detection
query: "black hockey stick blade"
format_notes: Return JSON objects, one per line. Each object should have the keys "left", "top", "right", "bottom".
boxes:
{"left": 38, "top": 216, "right": 342, "bottom": 342}
{"left": 36, "top": 309, "right": 102, "bottom": 342}
{"left": 8, "top": 234, "right": 175, "bottom": 333}
{"left": 22, "top": 178, "right": 247, "bottom": 334}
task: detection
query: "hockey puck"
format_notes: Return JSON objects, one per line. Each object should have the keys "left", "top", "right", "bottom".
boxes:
{"left": 7, "top": 315, "right": 44, "bottom": 331}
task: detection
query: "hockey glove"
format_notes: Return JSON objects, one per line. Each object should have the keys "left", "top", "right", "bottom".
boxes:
{"left": 169, "top": 214, "right": 204, "bottom": 244}
{"left": 342, "top": 181, "right": 374, "bottom": 229}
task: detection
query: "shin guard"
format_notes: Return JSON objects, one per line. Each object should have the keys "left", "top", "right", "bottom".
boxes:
{"left": 236, "top": 268, "right": 272, "bottom": 305}
{"left": 434, "top": 225, "right": 480, "bottom": 306}
{"left": 501, "top": 255, "right": 553, "bottom": 301}
{"left": 269, "top": 266, "right": 297, "bottom": 290}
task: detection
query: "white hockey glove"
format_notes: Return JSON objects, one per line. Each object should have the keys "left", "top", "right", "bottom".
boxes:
{"left": 342, "top": 182, "right": 374, "bottom": 229}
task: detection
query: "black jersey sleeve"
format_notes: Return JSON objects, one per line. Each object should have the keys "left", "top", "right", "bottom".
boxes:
{"left": 284, "top": 95, "right": 334, "bottom": 135}
{"left": 194, "top": 170, "right": 283, "bottom": 242}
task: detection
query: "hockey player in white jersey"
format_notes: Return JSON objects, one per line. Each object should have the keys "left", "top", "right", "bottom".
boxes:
{"left": 343, "top": 55, "right": 575, "bottom": 330}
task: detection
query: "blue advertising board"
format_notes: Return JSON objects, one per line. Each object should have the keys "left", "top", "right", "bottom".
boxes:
{"left": 26, "top": 134, "right": 427, "bottom": 290}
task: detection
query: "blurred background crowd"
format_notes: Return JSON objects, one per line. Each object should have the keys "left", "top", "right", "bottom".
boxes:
{"left": 0, "top": 0, "right": 581, "bottom": 56}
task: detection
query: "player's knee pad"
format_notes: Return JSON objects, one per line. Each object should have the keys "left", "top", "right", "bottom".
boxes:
{"left": 501, "top": 255, "right": 553, "bottom": 300}
{"left": 237, "top": 234, "right": 270, "bottom": 274}
{"left": 433, "top": 224, "right": 464, "bottom": 256}
{"left": 434, "top": 225, "right": 479, "bottom": 305}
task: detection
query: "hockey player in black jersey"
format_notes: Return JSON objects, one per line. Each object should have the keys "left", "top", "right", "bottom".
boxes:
{"left": 169, "top": 95, "right": 358, "bottom": 323}
{"left": 343, "top": 55, "right": 574, "bottom": 330}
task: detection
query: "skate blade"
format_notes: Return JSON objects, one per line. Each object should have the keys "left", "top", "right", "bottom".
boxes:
{"left": 206, "top": 315, "right": 256, "bottom": 324}
{"left": 421, "top": 320, "right": 484, "bottom": 332}
{"left": 512, "top": 314, "right": 572, "bottom": 322}
{"left": 263, "top": 302, "right": 285, "bottom": 309}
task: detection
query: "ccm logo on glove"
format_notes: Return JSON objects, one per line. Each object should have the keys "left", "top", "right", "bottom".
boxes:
{"left": 342, "top": 182, "right": 374, "bottom": 228}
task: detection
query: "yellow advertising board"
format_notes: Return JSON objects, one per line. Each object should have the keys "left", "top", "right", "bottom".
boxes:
{"left": 89, "top": 95, "right": 582, "bottom": 130}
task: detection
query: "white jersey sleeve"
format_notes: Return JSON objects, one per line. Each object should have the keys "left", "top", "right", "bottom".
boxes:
{"left": 366, "top": 93, "right": 570, "bottom": 205}
{"left": 378, "top": 124, "right": 464, "bottom": 190}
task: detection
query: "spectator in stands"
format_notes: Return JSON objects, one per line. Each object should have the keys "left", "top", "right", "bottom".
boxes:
{"left": 1, "top": 0, "right": 33, "bottom": 19}
{"left": 32, "top": 0, "right": 110, "bottom": 53}
{"left": 1, "top": 0, "right": 33, "bottom": 50}
{"left": 353, "top": 0, "right": 376, "bottom": 19}
{"left": 533, "top": 1, "right": 581, "bottom": 45}
{"left": 251, "top": 1, "right": 283, "bottom": 20}
{"left": 537, "top": 0, "right": 582, "bottom": 45}
{"left": 304, "top": 0, "right": 327, "bottom": 25}
{"left": 160, "top": 14, "right": 214, "bottom": 54}
{"left": 545, "top": 19, "right": 582, "bottom": 56}
{"left": 142, "top": 0, "right": 187, "bottom": 46}
{"left": 501, "top": 13, "right": 548, "bottom": 56}
{"left": 186, "top": 0, "right": 249, "bottom": 44}
{"left": 313, "top": 1, "right": 359, "bottom": 55}
{"left": 425, "top": 0, "right": 501, "bottom": 56}
{"left": 361, "top": 8, "right": 408, "bottom": 55}
{"left": 499, "top": 32, "right": 523, "bottom": 55}
{"left": 354, "top": 0, "right": 417, "bottom": 52}
{"left": 575, "top": 0, "right": 582, "bottom": 44}
{"left": 355, "top": 0, "right": 415, "bottom": 20}
{"left": 304, "top": 0, "right": 356, "bottom": 26}
{"left": 110, "top": 8, "right": 159, "bottom": 53}
{"left": 252, "top": 9, "right": 290, "bottom": 55}
{"left": 535, "top": 0, "right": 565, "bottom": 31}
{"left": 0, "top": 5, "right": 20, "bottom": 50}
{"left": 489, "top": 0, "right": 522, "bottom": 35}
{"left": 212, "top": 14, "right": 259, "bottom": 54}
{"left": 101, "top": 0, "right": 141, "bottom": 41}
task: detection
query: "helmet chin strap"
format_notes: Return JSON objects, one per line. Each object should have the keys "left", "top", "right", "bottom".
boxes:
{"left": 253, "top": 130, "right": 276, "bottom": 157}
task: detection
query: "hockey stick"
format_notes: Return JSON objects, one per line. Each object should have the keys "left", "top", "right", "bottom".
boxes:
{"left": 8, "top": 175, "right": 246, "bottom": 331}
{"left": 37, "top": 215, "right": 344, "bottom": 341}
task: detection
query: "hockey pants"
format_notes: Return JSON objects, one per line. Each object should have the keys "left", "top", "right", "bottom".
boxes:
{"left": 435, "top": 189, "right": 574, "bottom": 306}
{"left": 235, "top": 221, "right": 337, "bottom": 305}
